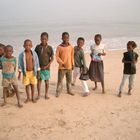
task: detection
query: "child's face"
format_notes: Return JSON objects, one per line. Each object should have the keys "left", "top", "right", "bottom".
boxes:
{"left": 127, "top": 45, "right": 133, "bottom": 52}
{"left": 5, "top": 47, "right": 13, "bottom": 57}
{"left": 24, "top": 41, "right": 32, "bottom": 51}
{"left": 41, "top": 35, "right": 48, "bottom": 46}
{"left": 0, "top": 47, "right": 4, "bottom": 56}
{"left": 95, "top": 37, "right": 101, "bottom": 45}
{"left": 62, "top": 34, "right": 69, "bottom": 44}
{"left": 77, "top": 40, "right": 84, "bottom": 48}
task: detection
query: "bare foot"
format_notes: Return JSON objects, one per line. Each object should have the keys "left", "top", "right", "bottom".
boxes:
{"left": 24, "top": 99, "right": 30, "bottom": 103}
{"left": 71, "top": 83, "right": 75, "bottom": 86}
{"left": 128, "top": 89, "right": 132, "bottom": 95}
{"left": 45, "top": 96, "right": 50, "bottom": 100}
{"left": 18, "top": 104, "right": 23, "bottom": 108}
{"left": 67, "top": 92, "right": 74, "bottom": 96}
{"left": 1, "top": 103, "right": 6, "bottom": 107}
{"left": 118, "top": 92, "right": 122, "bottom": 97}
{"left": 55, "top": 93, "right": 59, "bottom": 98}
{"left": 92, "top": 86, "right": 97, "bottom": 90}
{"left": 32, "top": 99, "right": 37, "bottom": 103}
{"left": 36, "top": 96, "right": 40, "bottom": 100}
{"left": 83, "top": 92, "right": 90, "bottom": 97}
{"left": 102, "top": 90, "right": 106, "bottom": 94}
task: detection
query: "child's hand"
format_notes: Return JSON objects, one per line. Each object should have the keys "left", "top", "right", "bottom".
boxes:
{"left": 37, "top": 71, "right": 40, "bottom": 80}
{"left": 132, "top": 60, "right": 136, "bottom": 64}
{"left": 72, "top": 65, "right": 74, "bottom": 70}
{"left": 18, "top": 73, "right": 21, "bottom": 81}
{"left": 62, "top": 64, "right": 66, "bottom": 68}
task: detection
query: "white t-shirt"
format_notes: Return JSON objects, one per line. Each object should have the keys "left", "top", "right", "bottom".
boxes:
{"left": 90, "top": 43, "right": 106, "bottom": 61}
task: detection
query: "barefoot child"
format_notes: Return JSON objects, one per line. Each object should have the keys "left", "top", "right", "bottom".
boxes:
{"left": 0, "top": 43, "right": 16, "bottom": 97}
{"left": 72, "top": 37, "right": 90, "bottom": 96}
{"left": 89, "top": 34, "right": 106, "bottom": 93}
{"left": 56, "top": 32, "right": 74, "bottom": 97}
{"left": 18, "top": 39, "right": 40, "bottom": 103}
{"left": 0, "top": 45, "right": 22, "bottom": 107}
{"left": 118, "top": 41, "right": 139, "bottom": 97}
{"left": 35, "top": 32, "right": 54, "bottom": 100}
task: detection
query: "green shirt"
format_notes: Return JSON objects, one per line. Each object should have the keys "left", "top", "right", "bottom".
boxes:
{"left": 0, "top": 56, "right": 16, "bottom": 78}
{"left": 74, "top": 46, "right": 86, "bottom": 68}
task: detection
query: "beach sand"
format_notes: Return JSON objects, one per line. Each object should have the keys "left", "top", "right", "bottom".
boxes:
{"left": 0, "top": 49, "right": 140, "bottom": 140}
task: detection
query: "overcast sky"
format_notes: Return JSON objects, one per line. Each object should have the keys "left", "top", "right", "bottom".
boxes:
{"left": 0, "top": 0, "right": 140, "bottom": 23}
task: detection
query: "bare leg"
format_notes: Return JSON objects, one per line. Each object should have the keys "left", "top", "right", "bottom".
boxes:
{"left": 36, "top": 79, "right": 42, "bottom": 100}
{"left": 45, "top": 80, "right": 50, "bottom": 99}
{"left": 118, "top": 91, "right": 122, "bottom": 97}
{"left": 25, "top": 85, "right": 30, "bottom": 103}
{"left": 101, "top": 81, "right": 105, "bottom": 94}
{"left": 128, "top": 89, "right": 132, "bottom": 95}
{"left": 1, "top": 87, "right": 7, "bottom": 106}
{"left": 93, "top": 82, "right": 97, "bottom": 90}
{"left": 31, "top": 84, "right": 36, "bottom": 103}
{"left": 13, "top": 85, "right": 23, "bottom": 108}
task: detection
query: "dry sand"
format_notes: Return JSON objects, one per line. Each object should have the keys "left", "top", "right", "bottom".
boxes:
{"left": 0, "top": 49, "right": 140, "bottom": 140}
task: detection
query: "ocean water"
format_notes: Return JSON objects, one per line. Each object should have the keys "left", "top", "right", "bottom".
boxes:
{"left": 0, "top": 20, "right": 140, "bottom": 55}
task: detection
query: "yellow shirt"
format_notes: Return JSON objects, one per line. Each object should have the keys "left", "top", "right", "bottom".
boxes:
{"left": 56, "top": 44, "right": 74, "bottom": 70}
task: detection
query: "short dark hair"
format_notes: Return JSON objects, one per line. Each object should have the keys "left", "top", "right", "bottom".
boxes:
{"left": 77, "top": 37, "right": 85, "bottom": 42}
{"left": 95, "top": 34, "right": 102, "bottom": 39}
{"left": 127, "top": 41, "right": 137, "bottom": 49}
{"left": 5, "top": 45, "right": 13, "bottom": 50}
{"left": 24, "top": 39, "right": 32, "bottom": 45}
{"left": 62, "top": 32, "right": 69, "bottom": 37}
{"left": 41, "top": 32, "right": 49, "bottom": 38}
{"left": 0, "top": 43, "right": 5, "bottom": 48}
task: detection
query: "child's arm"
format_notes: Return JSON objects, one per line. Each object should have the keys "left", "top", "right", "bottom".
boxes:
{"left": 43, "top": 48, "right": 54, "bottom": 69}
{"left": 42, "top": 55, "right": 54, "bottom": 69}
{"left": 18, "top": 71, "right": 21, "bottom": 80}
{"left": 56, "top": 47, "right": 64, "bottom": 65}
{"left": 18, "top": 54, "right": 22, "bottom": 80}
{"left": 81, "top": 51, "right": 87, "bottom": 68}
{"left": 34, "top": 52, "right": 40, "bottom": 80}
{"left": 71, "top": 47, "right": 74, "bottom": 70}
{"left": 98, "top": 49, "right": 106, "bottom": 56}
{"left": 122, "top": 58, "right": 136, "bottom": 64}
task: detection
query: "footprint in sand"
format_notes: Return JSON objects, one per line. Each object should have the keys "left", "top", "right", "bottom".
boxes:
{"left": 57, "top": 109, "right": 64, "bottom": 114}
{"left": 58, "top": 119, "right": 66, "bottom": 127}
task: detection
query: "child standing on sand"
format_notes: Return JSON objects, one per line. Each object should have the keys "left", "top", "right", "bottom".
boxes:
{"left": 0, "top": 45, "right": 22, "bottom": 107}
{"left": 56, "top": 32, "right": 74, "bottom": 97}
{"left": 35, "top": 32, "right": 54, "bottom": 100}
{"left": 89, "top": 34, "right": 106, "bottom": 93}
{"left": 118, "top": 41, "right": 139, "bottom": 97}
{"left": 72, "top": 37, "right": 90, "bottom": 96}
{"left": 18, "top": 39, "right": 40, "bottom": 103}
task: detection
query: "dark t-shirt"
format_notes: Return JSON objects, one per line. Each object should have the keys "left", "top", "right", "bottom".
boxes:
{"left": 123, "top": 51, "right": 139, "bottom": 74}
{"left": 35, "top": 44, "right": 54, "bottom": 70}
{"left": 74, "top": 46, "right": 86, "bottom": 68}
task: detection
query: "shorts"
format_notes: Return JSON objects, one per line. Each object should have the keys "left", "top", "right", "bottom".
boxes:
{"left": 2, "top": 77, "right": 18, "bottom": 87}
{"left": 23, "top": 71, "right": 37, "bottom": 86}
{"left": 40, "top": 70, "right": 50, "bottom": 81}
